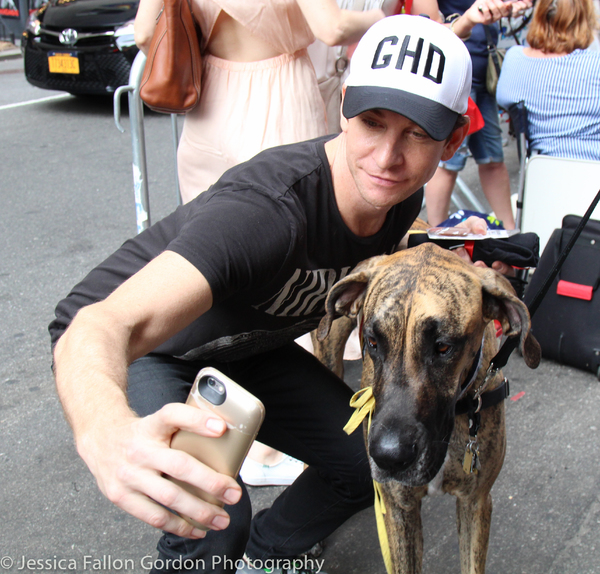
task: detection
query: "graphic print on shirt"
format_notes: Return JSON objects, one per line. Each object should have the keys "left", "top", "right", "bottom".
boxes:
{"left": 254, "top": 267, "right": 352, "bottom": 317}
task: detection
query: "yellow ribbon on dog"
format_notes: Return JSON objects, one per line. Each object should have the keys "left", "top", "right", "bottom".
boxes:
{"left": 344, "top": 387, "right": 393, "bottom": 574}
{"left": 343, "top": 387, "right": 375, "bottom": 434}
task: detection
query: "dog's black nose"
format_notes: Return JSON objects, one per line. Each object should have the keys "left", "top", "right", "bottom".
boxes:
{"left": 369, "top": 433, "right": 418, "bottom": 473}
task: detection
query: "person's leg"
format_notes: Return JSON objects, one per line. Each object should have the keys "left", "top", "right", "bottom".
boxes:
{"left": 424, "top": 165, "right": 460, "bottom": 226}
{"left": 478, "top": 162, "right": 514, "bottom": 228}
{"left": 469, "top": 89, "right": 515, "bottom": 229}
{"left": 425, "top": 137, "right": 469, "bottom": 226}
{"left": 128, "top": 355, "right": 252, "bottom": 574}
{"left": 222, "top": 343, "right": 373, "bottom": 561}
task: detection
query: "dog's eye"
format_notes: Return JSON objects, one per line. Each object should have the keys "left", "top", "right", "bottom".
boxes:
{"left": 366, "top": 336, "right": 377, "bottom": 350}
{"left": 435, "top": 342, "right": 452, "bottom": 355}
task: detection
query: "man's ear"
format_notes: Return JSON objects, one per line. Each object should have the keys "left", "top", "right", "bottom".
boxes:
{"left": 440, "top": 117, "right": 470, "bottom": 161}
{"left": 340, "top": 85, "right": 349, "bottom": 132}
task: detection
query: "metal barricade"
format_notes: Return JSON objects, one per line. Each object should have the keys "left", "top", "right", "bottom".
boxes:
{"left": 114, "top": 50, "right": 181, "bottom": 234}
{"left": 422, "top": 175, "right": 487, "bottom": 217}
{"left": 453, "top": 176, "right": 487, "bottom": 214}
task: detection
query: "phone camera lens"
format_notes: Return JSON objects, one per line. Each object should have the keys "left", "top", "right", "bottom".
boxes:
{"left": 207, "top": 377, "right": 225, "bottom": 394}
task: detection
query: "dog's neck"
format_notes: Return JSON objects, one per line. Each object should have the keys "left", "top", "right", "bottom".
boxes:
{"left": 458, "top": 336, "right": 485, "bottom": 401}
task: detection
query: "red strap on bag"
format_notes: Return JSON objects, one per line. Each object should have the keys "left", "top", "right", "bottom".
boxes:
{"left": 395, "top": 0, "right": 413, "bottom": 13}
{"left": 464, "top": 240, "right": 475, "bottom": 259}
{"left": 556, "top": 280, "right": 594, "bottom": 301}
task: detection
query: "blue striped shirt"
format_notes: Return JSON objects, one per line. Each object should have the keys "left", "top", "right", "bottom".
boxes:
{"left": 496, "top": 46, "right": 600, "bottom": 161}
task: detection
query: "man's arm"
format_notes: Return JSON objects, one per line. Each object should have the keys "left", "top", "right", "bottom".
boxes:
{"left": 53, "top": 250, "right": 242, "bottom": 538}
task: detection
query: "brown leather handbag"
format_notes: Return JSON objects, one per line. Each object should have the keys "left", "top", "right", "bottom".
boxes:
{"left": 139, "top": 0, "right": 202, "bottom": 114}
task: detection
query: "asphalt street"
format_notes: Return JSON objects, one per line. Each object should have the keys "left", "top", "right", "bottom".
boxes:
{"left": 1, "top": 48, "right": 599, "bottom": 574}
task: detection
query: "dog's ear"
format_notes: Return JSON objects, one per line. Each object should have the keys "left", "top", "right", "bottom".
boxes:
{"left": 317, "top": 272, "right": 369, "bottom": 341}
{"left": 475, "top": 267, "right": 542, "bottom": 369}
{"left": 316, "top": 261, "right": 380, "bottom": 341}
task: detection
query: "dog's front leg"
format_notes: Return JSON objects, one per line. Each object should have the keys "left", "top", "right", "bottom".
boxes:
{"left": 455, "top": 491, "right": 493, "bottom": 574}
{"left": 382, "top": 484, "right": 426, "bottom": 574}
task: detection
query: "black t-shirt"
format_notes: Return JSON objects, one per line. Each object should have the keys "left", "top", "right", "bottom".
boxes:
{"left": 49, "top": 136, "right": 422, "bottom": 361}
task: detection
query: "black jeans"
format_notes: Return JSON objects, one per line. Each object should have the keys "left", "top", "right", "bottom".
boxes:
{"left": 128, "top": 343, "right": 373, "bottom": 573}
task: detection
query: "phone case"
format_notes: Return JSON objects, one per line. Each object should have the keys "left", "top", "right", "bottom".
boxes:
{"left": 168, "top": 367, "right": 265, "bottom": 528}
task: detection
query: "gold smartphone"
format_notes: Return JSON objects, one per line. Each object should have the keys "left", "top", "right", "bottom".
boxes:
{"left": 168, "top": 367, "right": 265, "bottom": 528}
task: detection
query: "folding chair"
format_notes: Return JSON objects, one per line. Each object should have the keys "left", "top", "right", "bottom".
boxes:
{"left": 507, "top": 101, "right": 600, "bottom": 251}
{"left": 507, "top": 101, "right": 529, "bottom": 230}
{"left": 521, "top": 155, "right": 600, "bottom": 250}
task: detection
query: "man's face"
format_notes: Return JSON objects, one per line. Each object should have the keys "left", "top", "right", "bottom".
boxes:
{"left": 341, "top": 108, "right": 465, "bottom": 212}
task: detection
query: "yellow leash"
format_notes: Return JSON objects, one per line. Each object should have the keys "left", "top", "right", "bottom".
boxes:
{"left": 343, "top": 386, "right": 375, "bottom": 435}
{"left": 343, "top": 387, "right": 393, "bottom": 574}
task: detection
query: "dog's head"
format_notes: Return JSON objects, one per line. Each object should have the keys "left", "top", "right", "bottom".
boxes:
{"left": 318, "top": 243, "right": 540, "bottom": 486}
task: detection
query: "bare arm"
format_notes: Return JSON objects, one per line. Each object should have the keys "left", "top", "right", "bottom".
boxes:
{"left": 447, "top": 0, "right": 532, "bottom": 40}
{"left": 296, "top": 0, "right": 388, "bottom": 47}
{"left": 134, "top": 0, "right": 164, "bottom": 54}
{"left": 53, "top": 250, "right": 242, "bottom": 537}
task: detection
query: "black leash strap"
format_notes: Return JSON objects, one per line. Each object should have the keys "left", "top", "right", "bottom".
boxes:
{"left": 456, "top": 378, "right": 510, "bottom": 416}
{"left": 489, "top": 188, "right": 600, "bottom": 372}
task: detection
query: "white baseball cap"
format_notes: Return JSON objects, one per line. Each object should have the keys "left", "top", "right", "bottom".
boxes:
{"left": 343, "top": 14, "right": 472, "bottom": 141}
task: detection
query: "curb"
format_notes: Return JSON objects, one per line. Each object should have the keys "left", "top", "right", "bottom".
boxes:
{"left": 0, "top": 49, "right": 22, "bottom": 60}
{"left": 0, "top": 42, "right": 22, "bottom": 60}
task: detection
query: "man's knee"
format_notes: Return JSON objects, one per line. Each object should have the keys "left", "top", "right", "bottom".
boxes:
{"left": 152, "top": 514, "right": 251, "bottom": 574}
{"left": 152, "top": 481, "right": 252, "bottom": 573}
{"left": 327, "top": 433, "right": 374, "bottom": 503}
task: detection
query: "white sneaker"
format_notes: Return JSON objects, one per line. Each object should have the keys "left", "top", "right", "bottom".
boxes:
{"left": 240, "top": 455, "right": 305, "bottom": 486}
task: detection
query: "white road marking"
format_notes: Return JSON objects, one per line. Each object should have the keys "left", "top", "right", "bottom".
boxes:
{"left": 0, "top": 93, "right": 72, "bottom": 111}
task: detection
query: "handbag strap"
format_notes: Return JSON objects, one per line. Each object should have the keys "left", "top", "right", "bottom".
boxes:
{"left": 487, "top": 187, "right": 600, "bottom": 372}
{"left": 484, "top": 26, "right": 503, "bottom": 75}
{"left": 483, "top": 24, "right": 497, "bottom": 50}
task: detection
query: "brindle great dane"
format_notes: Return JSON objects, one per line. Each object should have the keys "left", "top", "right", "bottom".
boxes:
{"left": 316, "top": 242, "right": 541, "bottom": 574}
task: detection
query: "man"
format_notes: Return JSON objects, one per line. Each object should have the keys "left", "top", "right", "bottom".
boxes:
{"left": 50, "top": 15, "right": 475, "bottom": 574}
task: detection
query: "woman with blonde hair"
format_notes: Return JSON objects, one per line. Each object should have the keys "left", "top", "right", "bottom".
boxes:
{"left": 497, "top": 0, "right": 600, "bottom": 160}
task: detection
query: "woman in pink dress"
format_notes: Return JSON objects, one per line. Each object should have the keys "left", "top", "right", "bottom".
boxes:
{"left": 135, "top": 0, "right": 392, "bottom": 203}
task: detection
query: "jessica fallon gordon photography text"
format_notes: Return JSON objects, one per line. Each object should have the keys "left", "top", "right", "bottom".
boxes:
{"left": 5, "top": 554, "right": 326, "bottom": 572}
{"left": 12, "top": 555, "right": 137, "bottom": 571}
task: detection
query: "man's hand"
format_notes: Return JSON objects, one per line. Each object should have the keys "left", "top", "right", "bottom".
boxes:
{"left": 52, "top": 252, "right": 232, "bottom": 537}
{"left": 77, "top": 403, "right": 242, "bottom": 538}
{"left": 453, "top": 215, "right": 516, "bottom": 276}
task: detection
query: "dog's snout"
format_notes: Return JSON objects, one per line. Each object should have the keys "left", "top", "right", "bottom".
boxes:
{"left": 369, "top": 431, "right": 419, "bottom": 473}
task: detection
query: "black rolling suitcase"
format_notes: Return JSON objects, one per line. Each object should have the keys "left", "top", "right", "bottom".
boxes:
{"left": 524, "top": 215, "right": 600, "bottom": 379}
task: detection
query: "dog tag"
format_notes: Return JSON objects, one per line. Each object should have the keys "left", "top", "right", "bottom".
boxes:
{"left": 469, "top": 449, "right": 480, "bottom": 475}
{"left": 463, "top": 441, "right": 480, "bottom": 475}
{"left": 462, "top": 449, "right": 474, "bottom": 475}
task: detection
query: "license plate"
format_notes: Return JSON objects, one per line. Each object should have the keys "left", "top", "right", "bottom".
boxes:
{"left": 48, "top": 52, "right": 80, "bottom": 74}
